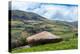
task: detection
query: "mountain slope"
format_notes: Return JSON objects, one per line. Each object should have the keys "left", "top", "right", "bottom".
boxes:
{"left": 10, "top": 10, "right": 47, "bottom": 21}
{"left": 10, "top": 10, "right": 78, "bottom": 28}
{"left": 68, "top": 21, "right": 78, "bottom": 28}
{"left": 10, "top": 10, "right": 78, "bottom": 35}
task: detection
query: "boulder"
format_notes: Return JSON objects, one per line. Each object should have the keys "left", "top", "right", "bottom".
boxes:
{"left": 26, "top": 31, "right": 62, "bottom": 46}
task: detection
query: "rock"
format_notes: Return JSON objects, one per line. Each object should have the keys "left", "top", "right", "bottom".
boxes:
{"left": 26, "top": 31, "right": 62, "bottom": 46}
{"left": 16, "top": 45, "right": 31, "bottom": 49}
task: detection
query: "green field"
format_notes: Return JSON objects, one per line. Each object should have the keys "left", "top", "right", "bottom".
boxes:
{"left": 10, "top": 20, "right": 78, "bottom": 53}
{"left": 12, "top": 38, "right": 77, "bottom": 53}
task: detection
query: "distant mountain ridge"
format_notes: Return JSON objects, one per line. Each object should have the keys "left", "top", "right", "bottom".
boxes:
{"left": 10, "top": 10, "right": 47, "bottom": 21}
{"left": 69, "top": 21, "right": 78, "bottom": 28}
{"left": 53, "top": 20, "right": 78, "bottom": 28}
{"left": 10, "top": 10, "right": 78, "bottom": 28}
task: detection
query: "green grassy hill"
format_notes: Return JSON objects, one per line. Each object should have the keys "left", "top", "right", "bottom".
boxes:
{"left": 10, "top": 10, "right": 47, "bottom": 21}
{"left": 9, "top": 10, "right": 78, "bottom": 52}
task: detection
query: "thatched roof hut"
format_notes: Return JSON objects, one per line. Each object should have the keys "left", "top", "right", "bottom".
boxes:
{"left": 26, "top": 31, "right": 62, "bottom": 46}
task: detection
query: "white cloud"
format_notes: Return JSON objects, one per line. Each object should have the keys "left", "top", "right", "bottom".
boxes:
{"left": 12, "top": 1, "right": 41, "bottom": 11}
{"left": 11, "top": 1, "right": 78, "bottom": 22}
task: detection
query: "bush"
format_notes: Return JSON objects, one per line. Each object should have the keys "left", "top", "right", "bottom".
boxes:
{"left": 11, "top": 39, "right": 21, "bottom": 48}
{"left": 11, "top": 37, "right": 28, "bottom": 49}
{"left": 19, "top": 37, "right": 28, "bottom": 46}
{"left": 11, "top": 31, "right": 29, "bottom": 49}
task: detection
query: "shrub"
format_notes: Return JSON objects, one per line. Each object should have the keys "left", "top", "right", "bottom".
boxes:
{"left": 11, "top": 31, "right": 29, "bottom": 49}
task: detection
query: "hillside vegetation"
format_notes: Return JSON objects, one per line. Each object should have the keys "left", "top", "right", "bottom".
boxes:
{"left": 9, "top": 10, "right": 78, "bottom": 52}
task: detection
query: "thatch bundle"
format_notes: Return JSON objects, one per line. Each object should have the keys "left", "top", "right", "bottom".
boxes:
{"left": 26, "top": 31, "right": 62, "bottom": 46}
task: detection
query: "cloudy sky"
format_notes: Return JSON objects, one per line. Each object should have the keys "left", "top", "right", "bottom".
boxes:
{"left": 11, "top": 1, "right": 78, "bottom": 22}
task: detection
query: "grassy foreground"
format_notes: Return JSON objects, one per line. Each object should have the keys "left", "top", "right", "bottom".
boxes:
{"left": 12, "top": 38, "right": 78, "bottom": 53}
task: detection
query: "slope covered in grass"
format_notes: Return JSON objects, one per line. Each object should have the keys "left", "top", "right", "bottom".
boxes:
{"left": 12, "top": 38, "right": 77, "bottom": 53}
